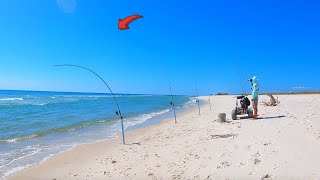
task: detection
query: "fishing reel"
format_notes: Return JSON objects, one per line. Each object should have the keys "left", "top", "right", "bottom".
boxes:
{"left": 116, "top": 111, "right": 123, "bottom": 119}
{"left": 170, "top": 101, "right": 175, "bottom": 106}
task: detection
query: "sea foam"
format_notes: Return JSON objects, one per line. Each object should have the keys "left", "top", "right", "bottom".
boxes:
{"left": 0, "top": 98, "right": 23, "bottom": 101}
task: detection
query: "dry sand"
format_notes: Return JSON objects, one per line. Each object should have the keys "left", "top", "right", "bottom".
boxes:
{"left": 7, "top": 94, "right": 320, "bottom": 179}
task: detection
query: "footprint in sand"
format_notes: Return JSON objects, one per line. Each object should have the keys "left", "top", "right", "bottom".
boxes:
{"left": 194, "top": 154, "right": 200, "bottom": 159}
{"left": 263, "top": 142, "right": 271, "bottom": 146}
{"left": 200, "top": 164, "right": 207, "bottom": 168}
{"left": 262, "top": 174, "right": 272, "bottom": 179}
{"left": 220, "top": 153, "right": 226, "bottom": 157}
{"left": 253, "top": 152, "right": 262, "bottom": 165}
{"left": 238, "top": 162, "right": 246, "bottom": 167}
{"left": 155, "top": 154, "right": 160, "bottom": 158}
{"left": 254, "top": 158, "right": 262, "bottom": 165}
{"left": 245, "top": 145, "right": 252, "bottom": 150}
{"left": 273, "top": 164, "right": 280, "bottom": 170}
{"left": 249, "top": 170, "right": 256, "bottom": 176}
{"left": 217, "top": 161, "right": 231, "bottom": 169}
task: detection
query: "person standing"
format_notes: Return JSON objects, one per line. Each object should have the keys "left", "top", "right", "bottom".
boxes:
{"left": 249, "top": 76, "right": 259, "bottom": 119}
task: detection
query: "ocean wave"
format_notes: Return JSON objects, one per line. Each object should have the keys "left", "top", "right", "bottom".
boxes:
{"left": 0, "top": 120, "right": 112, "bottom": 144}
{"left": 124, "top": 109, "right": 171, "bottom": 127}
{"left": 126, "top": 95, "right": 154, "bottom": 98}
{"left": 0, "top": 98, "right": 23, "bottom": 101}
{"left": 0, "top": 98, "right": 85, "bottom": 108}
{"left": 34, "top": 103, "right": 48, "bottom": 106}
{"left": 0, "top": 97, "right": 192, "bottom": 144}
{"left": 0, "top": 146, "right": 45, "bottom": 179}
{"left": 0, "top": 134, "right": 40, "bottom": 143}
{"left": 0, "top": 148, "right": 42, "bottom": 169}
{"left": 2, "top": 166, "right": 27, "bottom": 179}
{"left": 0, "top": 138, "right": 18, "bottom": 143}
{"left": 87, "top": 95, "right": 154, "bottom": 98}
{"left": 0, "top": 103, "right": 48, "bottom": 109}
{"left": 88, "top": 95, "right": 112, "bottom": 98}
{"left": 0, "top": 108, "right": 172, "bottom": 144}
{"left": 0, "top": 144, "right": 77, "bottom": 179}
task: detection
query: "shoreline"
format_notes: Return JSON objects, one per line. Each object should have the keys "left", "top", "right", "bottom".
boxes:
{"left": 6, "top": 98, "right": 203, "bottom": 179}
{"left": 8, "top": 94, "right": 320, "bottom": 179}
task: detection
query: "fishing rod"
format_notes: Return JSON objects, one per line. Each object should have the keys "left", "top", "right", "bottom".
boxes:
{"left": 163, "top": 63, "right": 177, "bottom": 123}
{"left": 195, "top": 81, "right": 201, "bottom": 115}
{"left": 53, "top": 64, "right": 126, "bottom": 145}
{"left": 208, "top": 88, "right": 212, "bottom": 111}
{"left": 236, "top": 64, "right": 246, "bottom": 95}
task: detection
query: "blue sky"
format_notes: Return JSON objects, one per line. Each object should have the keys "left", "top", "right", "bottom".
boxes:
{"left": 0, "top": 0, "right": 319, "bottom": 95}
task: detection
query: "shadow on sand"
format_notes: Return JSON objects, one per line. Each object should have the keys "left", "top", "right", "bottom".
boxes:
{"left": 258, "top": 115, "right": 286, "bottom": 120}
{"left": 127, "top": 142, "right": 142, "bottom": 146}
{"left": 238, "top": 115, "right": 286, "bottom": 120}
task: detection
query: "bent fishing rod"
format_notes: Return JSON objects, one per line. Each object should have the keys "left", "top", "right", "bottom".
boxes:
{"left": 53, "top": 64, "right": 126, "bottom": 145}
{"left": 163, "top": 63, "right": 177, "bottom": 123}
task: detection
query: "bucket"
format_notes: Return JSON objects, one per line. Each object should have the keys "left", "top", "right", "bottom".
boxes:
{"left": 219, "top": 113, "right": 226, "bottom": 123}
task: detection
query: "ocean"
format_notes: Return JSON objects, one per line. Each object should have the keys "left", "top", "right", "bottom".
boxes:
{"left": 0, "top": 90, "right": 195, "bottom": 178}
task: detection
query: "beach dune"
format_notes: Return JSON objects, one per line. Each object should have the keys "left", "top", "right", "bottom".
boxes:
{"left": 8, "top": 94, "right": 320, "bottom": 179}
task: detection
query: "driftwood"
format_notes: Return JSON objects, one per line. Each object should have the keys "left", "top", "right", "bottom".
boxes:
{"left": 262, "top": 94, "right": 280, "bottom": 106}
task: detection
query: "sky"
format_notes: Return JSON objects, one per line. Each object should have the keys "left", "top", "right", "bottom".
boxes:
{"left": 0, "top": 0, "right": 319, "bottom": 95}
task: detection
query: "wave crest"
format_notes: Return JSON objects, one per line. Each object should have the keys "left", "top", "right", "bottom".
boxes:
{"left": 0, "top": 98, "right": 23, "bottom": 101}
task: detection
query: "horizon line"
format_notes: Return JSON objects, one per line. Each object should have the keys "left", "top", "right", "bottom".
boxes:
{"left": 0, "top": 89, "right": 190, "bottom": 96}
{"left": 1, "top": 89, "right": 320, "bottom": 96}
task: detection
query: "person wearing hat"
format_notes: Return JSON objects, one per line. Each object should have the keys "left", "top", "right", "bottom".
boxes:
{"left": 249, "top": 76, "right": 259, "bottom": 119}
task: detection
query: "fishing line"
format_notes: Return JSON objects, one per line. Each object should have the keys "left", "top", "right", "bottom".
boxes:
{"left": 236, "top": 64, "right": 246, "bottom": 95}
{"left": 53, "top": 64, "right": 126, "bottom": 145}
{"left": 208, "top": 88, "right": 212, "bottom": 111}
{"left": 163, "top": 62, "right": 177, "bottom": 123}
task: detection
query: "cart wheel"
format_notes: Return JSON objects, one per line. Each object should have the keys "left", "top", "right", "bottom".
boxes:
{"left": 231, "top": 109, "right": 237, "bottom": 120}
{"left": 248, "top": 108, "right": 253, "bottom": 118}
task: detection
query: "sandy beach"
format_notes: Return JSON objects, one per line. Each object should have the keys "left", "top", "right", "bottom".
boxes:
{"left": 7, "top": 94, "right": 320, "bottom": 179}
